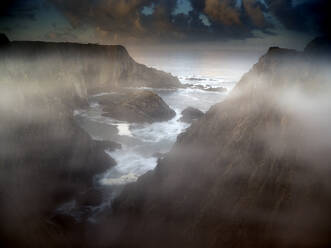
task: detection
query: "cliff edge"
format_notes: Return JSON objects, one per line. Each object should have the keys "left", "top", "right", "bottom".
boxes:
{"left": 99, "top": 40, "right": 331, "bottom": 248}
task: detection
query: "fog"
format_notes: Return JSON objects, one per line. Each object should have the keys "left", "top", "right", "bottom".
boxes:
{"left": 0, "top": 40, "right": 331, "bottom": 247}
{"left": 130, "top": 45, "right": 262, "bottom": 80}
{"left": 94, "top": 52, "right": 331, "bottom": 247}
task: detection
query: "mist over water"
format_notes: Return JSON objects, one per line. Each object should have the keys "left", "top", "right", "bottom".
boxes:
{"left": 131, "top": 48, "right": 261, "bottom": 81}
{"left": 74, "top": 55, "right": 247, "bottom": 204}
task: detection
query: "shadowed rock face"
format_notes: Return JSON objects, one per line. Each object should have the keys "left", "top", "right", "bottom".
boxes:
{"left": 1, "top": 35, "right": 330, "bottom": 247}
{"left": 0, "top": 33, "right": 9, "bottom": 45}
{"left": 0, "top": 40, "right": 181, "bottom": 95}
{"left": 0, "top": 94, "right": 115, "bottom": 247}
{"left": 305, "top": 36, "right": 331, "bottom": 56}
{"left": 0, "top": 38, "right": 179, "bottom": 247}
{"left": 180, "top": 107, "right": 204, "bottom": 123}
{"left": 93, "top": 41, "right": 331, "bottom": 248}
{"left": 97, "top": 90, "right": 176, "bottom": 123}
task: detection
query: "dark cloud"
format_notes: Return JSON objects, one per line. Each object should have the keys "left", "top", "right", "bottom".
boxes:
{"left": 47, "top": 0, "right": 273, "bottom": 43}
{"left": 0, "top": 0, "right": 41, "bottom": 20}
{"left": 242, "top": 0, "right": 266, "bottom": 28}
{"left": 44, "top": 28, "right": 78, "bottom": 42}
{"left": 267, "top": 0, "right": 331, "bottom": 36}
{"left": 1, "top": 0, "right": 329, "bottom": 44}
{"left": 204, "top": 0, "right": 241, "bottom": 26}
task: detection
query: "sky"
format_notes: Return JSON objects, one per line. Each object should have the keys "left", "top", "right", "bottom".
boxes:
{"left": 0, "top": 0, "right": 330, "bottom": 54}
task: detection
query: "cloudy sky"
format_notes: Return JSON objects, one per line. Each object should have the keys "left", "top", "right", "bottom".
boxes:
{"left": 0, "top": 0, "right": 329, "bottom": 52}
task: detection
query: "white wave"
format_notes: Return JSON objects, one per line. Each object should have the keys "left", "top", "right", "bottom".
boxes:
{"left": 76, "top": 82, "right": 233, "bottom": 190}
{"left": 100, "top": 173, "right": 138, "bottom": 186}
{"left": 116, "top": 123, "right": 132, "bottom": 136}
{"left": 131, "top": 111, "right": 188, "bottom": 143}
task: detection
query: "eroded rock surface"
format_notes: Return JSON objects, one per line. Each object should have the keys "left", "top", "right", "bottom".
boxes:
{"left": 179, "top": 107, "right": 204, "bottom": 123}
{"left": 94, "top": 40, "right": 331, "bottom": 248}
{"left": 97, "top": 90, "right": 176, "bottom": 123}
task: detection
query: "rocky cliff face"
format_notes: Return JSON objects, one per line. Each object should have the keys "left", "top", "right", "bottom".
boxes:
{"left": 0, "top": 34, "right": 179, "bottom": 247}
{"left": 96, "top": 41, "right": 331, "bottom": 248}
{"left": 1, "top": 38, "right": 180, "bottom": 95}
{"left": 0, "top": 52, "right": 113, "bottom": 246}
{"left": 97, "top": 90, "right": 176, "bottom": 123}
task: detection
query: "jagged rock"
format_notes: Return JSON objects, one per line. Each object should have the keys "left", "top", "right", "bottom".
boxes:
{"left": 304, "top": 36, "right": 331, "bottom": 55}
{"left": 0, "top": 41, "right": 181, "bottom": 95}
{"left": 101, "top": 45, "right": 331, "bottom": 248}
{"left": 0, "top": 33, "right": 9, "bottom": 45}
{"left": 179, "top": 107, "right": 204, "bottom": 123}
{"left": 0, "top": 39, "right": 181, "bottom": 246}
{"left": 97, "top": 90, "right": 176, "bottom": 123}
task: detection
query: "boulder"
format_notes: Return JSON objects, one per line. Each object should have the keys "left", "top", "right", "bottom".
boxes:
{"left": 97, "top": 90, "right": 176, "bottom": 123}
{"left": 180, "top": 107, "right": 204, "bottom": 123}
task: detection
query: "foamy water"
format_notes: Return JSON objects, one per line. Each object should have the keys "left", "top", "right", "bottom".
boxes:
{"left": 63, "top": 75, "right": 236, "bottom": 220}
{"left": 74, "top": 77, "right": 233, "bottom": 189}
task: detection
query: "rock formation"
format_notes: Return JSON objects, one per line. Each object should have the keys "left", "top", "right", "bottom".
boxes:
{"left": 0, "top": 36, "right": 179, "bottom": 247}
{"left": 179, "top": 107, "right": 204, "bottom": 123}
{"left": 0, "top": 33, "right": 9, "bottom": 45}
{"left": 0, "top": 40, "right": 181, "bottom": 95}
{"left": 1, "top": 35, "right": 330, "bottom": 247}
{"left": 97, "top": 90, "right": 176, "bottom": 123}
{"left": 94, "top": 39, "right": 331, "bottom": 248}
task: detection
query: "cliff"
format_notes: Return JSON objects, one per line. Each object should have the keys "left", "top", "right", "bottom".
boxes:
{"left": 0, "top": 52, "right": 114, "bottom": 246}
{"left": 0, "top": 34, "right": 179, "bottom": 246}
{"left": 0, "top": 38, "right": 180, "bottom": 95}
{"left": 97, "top": 40, "right": 331, "bottom": 247}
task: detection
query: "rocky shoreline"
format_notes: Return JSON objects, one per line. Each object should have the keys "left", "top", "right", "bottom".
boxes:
{"left": 91, "top": 37, "right": 331, "bottom": 248}
{"left": 0, "top": 34, "right": 181, "bottom": 247}
{"left": 1, "top": 33, "right": 331, "bottom": 248}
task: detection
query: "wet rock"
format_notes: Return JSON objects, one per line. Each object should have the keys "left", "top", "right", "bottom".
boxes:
{"left": 180, "top": 107, "right": 204, "bottom": 123}
{"left": 98, "top": 90, "right": 176, "bottom": 123}
{"left": 104, "top": 46, "right": 331, "bottom": 248}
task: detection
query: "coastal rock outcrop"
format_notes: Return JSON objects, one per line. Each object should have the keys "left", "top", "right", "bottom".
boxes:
{"left": 97, "top": 90, "right": 176, "bottom": 123}
{"left": 0, "top": 33, "right": 9, "bottom": 45}
{"left": 179, "top": 107, "right": 204, "bottom": 123}
{"left": 0, "top": 40, "right": 181, "bottom": 95}
{"left": 95, "top": 41, "right": 331, "bottom": 248}
{"left": 0, "top": 37, "right": 179, "bottom": 247}
{"left": 304, "top": 36, "right": 331, "bottom": 56}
